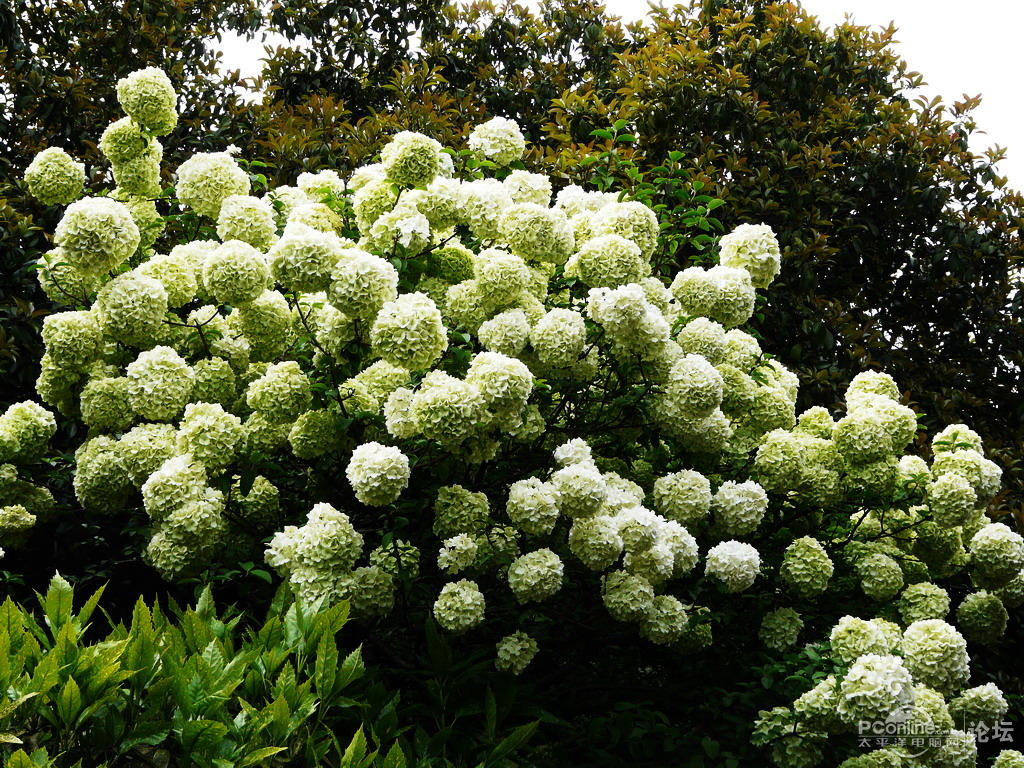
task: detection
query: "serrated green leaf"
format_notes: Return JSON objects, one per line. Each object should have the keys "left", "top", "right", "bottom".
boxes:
{"left": 179, "top": 718, "right": 228, "bottom": 758}
{"left": 40, "top": 574, "right": 74, "bottom": 632}
{"left": 379, "top": 742, "right": 406, "bottom": 768}
{"left": 485, "top": 721, "right": 538, "bottom": 766}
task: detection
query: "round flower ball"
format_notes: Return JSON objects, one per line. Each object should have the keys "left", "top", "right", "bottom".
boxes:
{"left": 652, "top": 470, "right": 712, "bottom": 528}
{"left": 437, "top": 534, "right": 479, "bottom": 574}
{"left": 80, "top": 376, "right": 134, "bottom": 432}
{"left": 346, "top": 442, "right": 410, "bottom": 507}
{"left": 111, "top": 140, "right": 162, "bottom": 198}
{"left": 507, "top": 548, "right": 564, "bottom": 603}
{"left": 969, "top": 523, "right": 1024, "bottom": 590}
{"left": 296, "top": 169, "right": 346, "bottom": 201}
{"left": 176, "top": 402, "right": 243, "bottom": 473}
{"left": 506, "top": 477, "right": 559, "bottom": 536}
{"left": 175, "top": 151, "right": 250, "bottom": 219}
{"left": 898, "top": 583, "right": 950, "bottom": 625}
{"left": 670, "top": 265, "right": 756, "bottom": 329}
{"left": 902, "top": 620, "right": 970, "bottom": 695}
{"left": 495, "top": 631, "right": 538, "bottom": 674}
{"left": 478, "top": 309, "right": 530, "bottom": 356}
{"left": 40, "top": 310, "right": 101, "bottom": 366}
{"left": 231, "top": 290, "right": 294, "bottom": 362}
{"left": 202, "top": 240, "right": 270, "bottom": 306}
{"left": 640, "top": 594, "right": 689, "bottom": 645}
{"left": 531, "top": 308, "right": 586, "bottom": 368}
{"left": 705, "top": 540, "right": 761, "bottom": 592}
{"left": 956, "top": 590, "right": 1008, "bottom": 645}
{"left": 574, "top": 233, "right": 647, "bottom": 288}
{"left": 602, "top": 570, "right": 655, "bottom": 622}
{"left": 829, "top": 616, "right": 888, "bottom": 664}
{"left": 137, "top": 251, "right": 198, "bottom": 308}
{"left": 568, "top": 515, "right": 624, "bottom": 571}
{"left": 433, "top": 579, "right": 486, "bottom": 633}
{"left": 0, "top": 401, "right": 57, "bottom": 463}
{"left": 369, "top": 539, "right": 421, "bottom": 579}
{"left": 380, "top": 131, "right": 445, "bottom": 188}
{"left": 125, "top": 346, "right": 194, "bottom": 421}
{"left": 498, "top": 203, "right": 575, "bottom": 265}
{"left": 836, "top": 653, "right": 914, "bottom": 726}
{"left": 246, "top": 361, "right": 311, "bottom": 423}
{"left": 857, "top": 552, "right": 905, "bottom": 601}
{"left": 328, "top": 247, "right": 399, "bottom": 320}
{"left": 718, "top": 223, "right": 782, "bottom": 289}
{"left": 994, "top": 752, "right": 1024, "bottom": 768}
{"left": 216, "top": 194, "right": 277, "bottom": 250}
{"left": 54, "top": 197, "right": 140, "bottom": 275}
{"left": 760, "top": 607, "right": 803, "bottom": 651}
{"left": 949, "top": 683, "right": 1008, "bottom": 731}
{"left": 711, "top": 479, "right": 768, "bottom": 537}
{"left": 370, "top": 292, "right": 448, "bottom": 371}
{"left": 35, "top": 248, "right": 99, "bottom": 305}
{"left": 468, "top": 116, "right": 526, "bottom": 166}
{"left": 141, "top": 454, "right": 207, "bottom": 523}
{"left": 116, "top": 422, "right": 177, "bottom": 487}
{"left": 269, "top": 222, "right": 343, "bottom": 294}
{"left": 96, "top": 272, "right": 168, "bottom": 349}
{"left": 116, "top": 66, "right": 177, "bottom": 135}
{"left": 551, "top": 462, "right": 607, "bottom": 519}
{"left": 99, "top": 117, "right": 150, "bottom": 164}
{"left": 25, "top": 147, "right": 85, "bottom": 206}
{"left": 589, "top": 201, "right": 660, "bottom": 260}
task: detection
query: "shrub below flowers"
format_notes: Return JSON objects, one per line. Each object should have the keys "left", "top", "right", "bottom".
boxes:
{"left": 11, "top": 68, "right": 1024, "bottom": 767}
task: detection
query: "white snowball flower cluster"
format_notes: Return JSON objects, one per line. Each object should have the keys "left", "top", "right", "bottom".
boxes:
{"left": 346, "top": 442, "right": 410, "bottom": 507}
{"left": 710, "top": 480, "right": 768, "bottom": 537}
{"left": 54, "top": 197, "right": 140, "bottom": 275}
{"left": 371, "top": 292, "right": 448, "bottom": 370}
{"left": 468, "top": 116, "right": 526, "bottom": 166}
{"left": 717, "top": 222, "right": 782, "bottom": 289}
{"left": 116, "top": 66, "right": 177, "bottom": 135}
{"left": 24, "top": 147, "right": 85, "bottom": 206}
{"left": 266, "top": 502, "right": 376, "bottom": 607}
{"left": 24, "top": 77, "right": 1019, "bottom": 721}
{"left": 835, "top": 653, "right": 915, "bottom": 725}
{"left": 433, "top": 579, "right": 486, "bottom": 632}
{"left": 705, "top": 540, "right": 761, "bottom": 592}
{"left": 176, "top": 150, "right": 250, "bottom": 218}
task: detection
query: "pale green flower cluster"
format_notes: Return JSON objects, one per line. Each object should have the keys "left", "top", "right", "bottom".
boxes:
{"left": 345, "top": 442, "right": 410, "bottom": 507}
{"left": 0, "top": 403, "right": 57, "bottom": 551}
{"left": 763, "top": 610, "right": 1005, "bottom": 768}
{"left": 116, "top": 67, "right": 177, "bottom": 135}
{"left": 468, "top": 116, "right": 526, "bottom": 166}
{"left": 24, "top": 77, "right": 1021, "bottom": 721}
{"left": 24, "top": 147, "right": 85, "bottom": 206}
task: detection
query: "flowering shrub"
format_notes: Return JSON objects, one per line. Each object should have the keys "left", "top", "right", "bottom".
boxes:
{"left": 19, "top": 69, "right": 1024, "bottom": 768}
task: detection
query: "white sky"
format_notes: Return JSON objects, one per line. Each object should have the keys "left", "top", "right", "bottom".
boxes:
{"left": 217, "top": 0, "right": 1023, "bottom": 188}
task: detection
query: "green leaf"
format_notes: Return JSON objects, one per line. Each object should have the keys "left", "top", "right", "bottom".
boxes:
{"left": 379, "top": 742, "right": 406, "bottom": 768}
{"left": 55, "top": 676, "right": 82, "bottom": 726}
{"left": 238, "top": 746, "right": 287, "bottom": 767}
{"left": 485, "top": 721, "right": 538, "bottom": 766}
{"left": 314, "top": 634, "right": 338, "bottom": 698}
{"left": 41, "top": 573, "right": 74, "bottom": 631}
{"left": 74, "top": 584, "right": 106, "bottom": 629}
{"left": 119, "top": 720, "right": 170, "bottom": 753}
{"left": 484, "top": 687, "right": 497, "bottom": 741}
{"left": 336, "top": 645, "right": 364, "bottom": 690}
{"left": 179, "top": 719, "right": 229, "bottom": 758}
{"left": 0, "top": 693, "right": 38, "bottom": 720}
{"left": 340, "top": 726, "right": 367, "bottom": 768}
